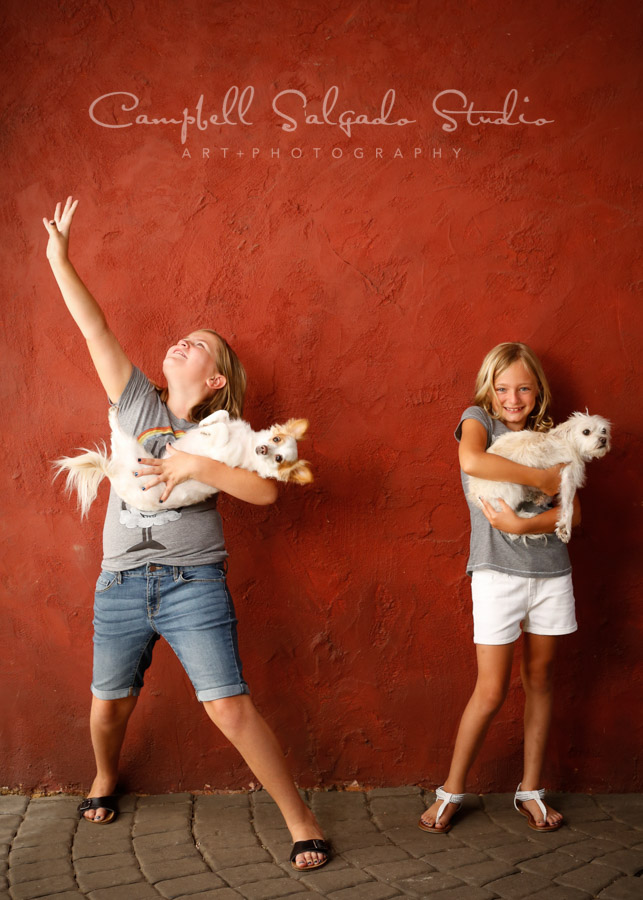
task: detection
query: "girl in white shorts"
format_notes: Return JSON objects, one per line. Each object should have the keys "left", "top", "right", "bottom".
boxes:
{"left": 419, "top": 342, "right": 580, "bottom": 835}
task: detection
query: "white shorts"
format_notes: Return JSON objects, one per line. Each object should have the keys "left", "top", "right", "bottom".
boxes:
{"left": 471, "top": 569, "right": 577, "bottom": 645}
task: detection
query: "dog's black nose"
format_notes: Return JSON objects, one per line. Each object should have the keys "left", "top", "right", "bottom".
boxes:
{"left": 255, "top": 445, "right": 268, "bottom": 456}
{"left": 599, "top": 437, "right": 606, "bottom": 445}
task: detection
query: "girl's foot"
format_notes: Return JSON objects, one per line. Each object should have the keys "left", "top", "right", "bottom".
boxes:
{"left": 419, "top": 798, "right": 457, "bottom": 831}
{"left": 81, "top": 775, "right": 118, "bottom": 823}
{"left": 419, "top": 786, "right": 464, "bottom": 833}
{"left": 520, "top": 797, "right": 563, "bottom": 828}
{"left": 289, "top": 811, "right": 329, "bottom": 869}
{"left": 514, "top": 785, "right": 563, "bottom": 831}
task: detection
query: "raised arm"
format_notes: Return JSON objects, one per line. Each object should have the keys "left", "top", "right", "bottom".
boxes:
{"left": 43, "top": 196, "right": 132, "bottom": 402}
{"left": 459, "top": 417, "right": 564, "bottom": 496}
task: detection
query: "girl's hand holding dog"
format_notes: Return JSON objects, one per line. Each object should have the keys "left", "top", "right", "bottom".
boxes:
{"left": 478, "top": 498, "right": 529, "bottom": 534}
{"left": 135, "top": 445, "right": 196, "bottom": 503}
{"left": 42, "top": 196, "right": 79, "bottom": 264}
{"left": 479, "top": 495, "right": 580, "bottom": 536}
{"left": 537, "top": 462, "right": 567, "bottom": 496}
{"left": 479, "top": 498, "right": 553, "bottom": 535}
{"left": 136, "top": 446, "right": 278, "bottom": 506}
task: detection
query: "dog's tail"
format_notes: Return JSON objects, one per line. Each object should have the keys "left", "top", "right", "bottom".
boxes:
{"left": 52, "top": 446, "right": 112, "bottom": 518}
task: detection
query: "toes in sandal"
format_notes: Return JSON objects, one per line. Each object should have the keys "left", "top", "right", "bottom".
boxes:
{"left": 513, "top": 784, "right": 562, "bottom": 832}
{"left": 418, "top": 785, "right": 464, "bottom": 834}
{"left": 78, "top": 795, "right": 119, "bottom": 825}
{"left": 289, "top": 838, "right": 331, "bottom": 871}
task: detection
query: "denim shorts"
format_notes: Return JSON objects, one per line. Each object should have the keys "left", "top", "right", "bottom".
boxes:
{"left": 91, "top": 562, "right": 249, "bottom": 702}
{"left": 472, "top": 568, "right": 577, "bottom": 645}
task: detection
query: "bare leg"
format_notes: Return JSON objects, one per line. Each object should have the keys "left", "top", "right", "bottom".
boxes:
{"left": 203, "top": 695, "right": 326, "bottom": 868}
{"left": 519, "top": 633, "right": 562, "bottom": 827}
{"left": 83, "top": 695, "right": 138, "bottom": 821}
{"left": 420, "top": 643, "right": 515, "bottom": 830}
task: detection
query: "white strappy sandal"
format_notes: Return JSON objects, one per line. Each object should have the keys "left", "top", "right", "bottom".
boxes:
{"left": 418, "top": 785, "right": 465, "bottom": 834}
{"left": 513, "top": 783, "right": 562, "bottom": 832}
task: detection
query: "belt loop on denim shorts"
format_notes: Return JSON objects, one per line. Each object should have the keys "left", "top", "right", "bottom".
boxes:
{"left": 222, "top": 559, "right": 228, "bottom": 575}
{"left": 116, "top": 571, "right": 123, "bottom": 585}
{"left": 173, "top": 566, "right": 180, "bottom": 582}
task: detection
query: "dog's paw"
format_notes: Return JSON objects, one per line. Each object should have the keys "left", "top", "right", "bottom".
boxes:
{"left": 199, "top": 410, "right": 230, "bottom": 426}
{"left": 556, "top": 522, "right": 572, "bottom": 543}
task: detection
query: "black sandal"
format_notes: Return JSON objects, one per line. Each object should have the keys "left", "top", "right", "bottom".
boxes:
{"left": 77, "top": 795, "right": 119, "bottom": 824}
{"left": 289, "top": 838, "right": 330, "bottom": 871}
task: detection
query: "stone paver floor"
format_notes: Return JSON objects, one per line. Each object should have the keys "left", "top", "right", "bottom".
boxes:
{"left": 1, "top": 788, "right": 642, "bottom": 900}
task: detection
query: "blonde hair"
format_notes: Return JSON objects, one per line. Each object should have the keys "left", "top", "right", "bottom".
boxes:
{"left": 473, "top": 342, "right": 553, "bottom": 432}
{"left": 160, "top": 329, "right": 247, "bottom": 422}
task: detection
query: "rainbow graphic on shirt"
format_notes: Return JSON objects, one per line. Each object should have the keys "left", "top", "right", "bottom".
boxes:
{"left": 137, "top": 425, "right": 187, "bottom": 445}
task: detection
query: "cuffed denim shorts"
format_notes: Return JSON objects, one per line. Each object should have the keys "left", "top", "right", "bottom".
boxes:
{"left": 472, "top": 568, "right": 577, "bottom": 645}
{"left": 91, "top": 562, "right": 249, "bottom": 702}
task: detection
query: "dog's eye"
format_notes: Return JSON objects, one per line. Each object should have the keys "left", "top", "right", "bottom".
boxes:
{"left": 601, "top": 429, "right": 606, "bottom": 434}
{"left": 275, "top": 455, "right": 283, "bottom": 463}
{"left": 272, "top": 436, "right": 281, "bottom": 443}
{"left": 582, "top": 429, "right": 590, "bottom": 435}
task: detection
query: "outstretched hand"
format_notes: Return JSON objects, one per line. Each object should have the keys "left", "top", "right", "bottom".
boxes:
{"left": 134, "top": 445, "right": 198, "bottom": 503}
{"left": 42, "top": 195, "right": 79, "bottom": 263}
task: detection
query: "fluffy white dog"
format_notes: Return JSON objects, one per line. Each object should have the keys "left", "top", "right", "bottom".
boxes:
{"left": 55, "top": 406, "right": 312, "bottom": 517}
{"left": 468, "top": 412, "right": 611, "bottom": 542}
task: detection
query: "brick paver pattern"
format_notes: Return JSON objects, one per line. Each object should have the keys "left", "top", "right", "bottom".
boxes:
{"left": 1, "top": 789, "right": 642, "bottom": 900}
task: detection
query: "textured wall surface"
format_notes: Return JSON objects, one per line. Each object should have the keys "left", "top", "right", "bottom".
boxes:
{"left": 1, "top": 0, "right": 641, "bottom": 794}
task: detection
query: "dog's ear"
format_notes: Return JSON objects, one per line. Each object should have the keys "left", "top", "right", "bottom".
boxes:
{"left": 279, "top": 459, "right": 313, "bottom": 484}
{"left": 279, "top": 418, "right": 309, "bottom": 441}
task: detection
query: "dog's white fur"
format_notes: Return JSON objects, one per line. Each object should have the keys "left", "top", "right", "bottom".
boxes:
{"left": 468, "top": 412, "right": 611, "bottom": 543}
{"left": 54, "top": 407, "right": 312, "bottom": 517}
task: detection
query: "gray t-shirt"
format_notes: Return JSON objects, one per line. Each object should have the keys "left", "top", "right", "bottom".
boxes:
{"left": 101, "top": 367, "right": 227, "bottom": 571}
{"left": 455, "top": 406, "right": 571, "bottom": 578}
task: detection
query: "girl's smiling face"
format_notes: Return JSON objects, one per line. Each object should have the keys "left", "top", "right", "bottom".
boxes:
{"left": 490, "top": 361, "right": 538, "bottom": 431}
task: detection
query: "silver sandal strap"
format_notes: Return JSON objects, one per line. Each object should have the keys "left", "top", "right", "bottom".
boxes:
{"left": 435, "top": 785, "right": 465, "bottom": 825}
{"left": 514, "top": 784, "right": 547, "bottom": 821}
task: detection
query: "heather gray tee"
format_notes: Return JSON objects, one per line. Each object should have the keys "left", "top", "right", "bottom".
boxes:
{"left": 455, "top": 406, "right": 571, "bottom": 578}
{"left": 102, "top": 367, "right": 227, "bottom": 571}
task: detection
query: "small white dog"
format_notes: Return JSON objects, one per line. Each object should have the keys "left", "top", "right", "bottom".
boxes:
{"left": 468, "top": 412, "right": 611, "bottom": 542}
{"left": 55, "top": 406, "right": 313, "bottom": 517}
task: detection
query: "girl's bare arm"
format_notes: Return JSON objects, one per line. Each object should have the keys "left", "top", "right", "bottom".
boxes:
{"left": 480, "top": 495, "right": 581, "bottom": 535}
{"left": 136, "top": 446, "right": 278, "bottom": 505}
{"left": 43, "top": 196, "right": 132, "bottom": 402}
{"left": 459, "top": 417, "right": 564, "bottom": 496}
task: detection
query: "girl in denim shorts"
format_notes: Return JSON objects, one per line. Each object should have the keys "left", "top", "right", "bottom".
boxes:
{"left": 419, "top": 343, "right": 580, "bottom": 835}
{"left": 43, "top": 197, "right": 329, "bottom": 871}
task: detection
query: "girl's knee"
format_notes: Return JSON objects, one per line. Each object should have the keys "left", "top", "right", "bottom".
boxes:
{"left": 472, "top": 683, "right": 508, "bottom": 716}
{"left": 522, "top": 655, "right": 556, "bottom": 693}
{"left": 522, "top": 665, "right": 554, "bottom": 694}
{"left": 203, "top": 694, "right": 253, "bottom": 735}
{"left": 91, "top": 696, "right": 137, "bottom": 726}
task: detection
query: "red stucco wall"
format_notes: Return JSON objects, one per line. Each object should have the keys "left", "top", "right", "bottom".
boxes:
{"left": 2, "top": 0, "right": 641, "bottom": 794}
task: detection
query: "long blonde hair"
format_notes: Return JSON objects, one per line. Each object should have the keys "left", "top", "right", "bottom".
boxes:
{"left": 160, "top": 329, "right": 247, "bottom": 422}
{"left": 473, "top": 342, "right": 553, "bottom": 432}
